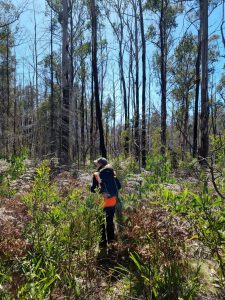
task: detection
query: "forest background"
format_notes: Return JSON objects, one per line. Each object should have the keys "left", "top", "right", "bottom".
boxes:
{"left": 1, "top": 0, "right": 224, "bottom": 166}
{"left": 1, "top": 1, "right": 225, "bottom": 298}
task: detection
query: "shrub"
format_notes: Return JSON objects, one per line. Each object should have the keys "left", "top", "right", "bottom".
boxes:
{"left": 19, "top": 161, "right": 103, "bottom": 298}
{"left": 146, "top": 152, "right": 174, "bottom": 184}
{"left": 160, "top": 187, "right": 225, "bottom": 293}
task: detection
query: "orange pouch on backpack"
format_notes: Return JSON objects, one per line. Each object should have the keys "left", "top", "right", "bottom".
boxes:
{"left": 103, "top": 196, "right": 116, "bottom": 208}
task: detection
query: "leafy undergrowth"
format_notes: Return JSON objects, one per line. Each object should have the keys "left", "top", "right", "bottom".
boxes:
{"left": 0, "top": 158, "right": 224, "bottom": 299}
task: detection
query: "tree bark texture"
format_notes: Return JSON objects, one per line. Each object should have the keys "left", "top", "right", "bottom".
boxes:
{"left": 50, "top": 7, "right": 56, "bottom": 156}
{"left": 90, "top": 0, "right": 107, "bottom": 158}
{"left": 160, "top": 0, "right": 167, "bottom": 155}
{"left": 199, "top": 0, "right": 209, "bottom": 162}
{"left": 61, "top": 0, "right": 70, "bottom": 164}
{"left": 139, "top": 0, "right": 146, "bottom": 168}
{"left": 134, "top": 0, "right": 139, "bottom": 160}
{"left": 193, "top": 31, "right": 201, "bottom": 158}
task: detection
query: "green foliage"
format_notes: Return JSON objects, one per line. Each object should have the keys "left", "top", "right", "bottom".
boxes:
{"left": 210, "top": 134, "right": 225, "bottom": 169}
{"left": 0, "top": 152, "right": 27, "bottom": 197}
{"left": 0, "top": 261, "right": 12, "bottom": 299}
{"left": 19, "top": 161, "right": 103, "bottom": 298}
{"left": 9, "top": 152, "right": 27, "bottom": 179}
{"left": 17, "top": 256, "right": 59, "bottom": 300}
{"left": 146, "top": 152, "right": 175, "bottom": 184}
{"left": 159, "top": 187, "right": 225, "bottom": 291}
{"left": 112, "top": 155, "right": 139, "bottom": 179}
{"left": 117, "top": 247, "right": 200, "bottom": 299}
{"left": 178, "top": 156, "right": 199, "bottom": 175}
{"left": 145, "top": 0, "right": 180, "bottom": 48}
{"left": 171, "top": 33, "right": 197, "bottom": 104}
{"left": 0, "top": 175, "right": 15, "bottom": 198}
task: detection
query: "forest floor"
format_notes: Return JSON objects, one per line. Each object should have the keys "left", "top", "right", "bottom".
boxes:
{"left": 0, "top": 162, "right": 222, "bottom": 299}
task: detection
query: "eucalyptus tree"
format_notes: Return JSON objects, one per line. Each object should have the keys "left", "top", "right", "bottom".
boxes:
{"left": 0, "top": 1, "right": 24, "bottom": 156}
{"left": 221, "top": 0, "right": 225, "bottom": 49}
{"left": 61, "top": 0, "right": 70, "bottom": 164}
{"left": 0, "top": 26, "right": 14, "bottom": 155}
{"left": 0, "top": 0, "right": 26, "bottom": 28}
{"left": 67, "top": 0, "right": 88, "bottom": 164}
{"left": 146, "top": 0, "right": 181, "bottom": 154}
{"left": 208, "top": 34, "right": 221, "bottom": 137}
{"left": 75, "top": 40, "right": 91, "bottom": 164}
{"left": 132, "top": 0, "right": 140, "bottom": 161}
{"left": 193, "top": 30, "right": 201, "bottom": 158}
{"left": 49, "top": 6, "right": 57, "bottom": 156}
{"left": 171, "top": 33, "right": 197, "bottom": 158}
{"left": 104, "top": 0, "right": 130, "bottom": 156}
{"left": 182, "top": 0, "right": 222, "bottom": 158}
{"left": 199, "top": 0, "right": 209, "bottom": 162}
{"left": 139, "top": 0, "right": 147, "bottom": 168}
{"left": 90, "top": 0, "right": 107, "bottom": 158}
{"left": 46, "top": 0, "right": 70, "bottom": 163}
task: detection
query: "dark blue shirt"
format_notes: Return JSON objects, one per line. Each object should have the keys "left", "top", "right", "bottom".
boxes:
{"left": 91, "top": 165, "right": 121, "bottom": 196}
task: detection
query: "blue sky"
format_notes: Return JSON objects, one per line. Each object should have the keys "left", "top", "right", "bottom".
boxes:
{"left": 13, "top": 0, "right": 225, "bottom": 116}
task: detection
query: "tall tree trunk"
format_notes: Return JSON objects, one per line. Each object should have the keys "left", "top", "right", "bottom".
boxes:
{"left": 80, "top": 56, "right": 85, "bottom": 164}
{"left": 118, "top": 10, "right": 129, "bottom": 156}
{"left": 61, "top": 0, "right": 70, "bottom": 164}
{"left": 6, "top": 28, "right": 10, "bottom": 155}
{"left": 119, "top": 41, "right": 129, "bottom": 155}
{"left": 33, "top": 0, "right": 38, "bottom": 110}
{"left": 199, "top": 0, "right": 209, "bottom": 162}
{"left": 13, "top": 61, "right": 17, "bottom": 155}
{"left": 160, "top": 0, "right": 167, "bottom": 155}
{"left": 32, "top": 1, "right": 39, "bottom": 158}
{"left": 181, "top": 95, "right": 185, "bottom": 160}
{"left": 112, "top": 70, "right": 116, "bottom": 152}
{"left": 139, "top": 0, "right": 146, "bottom": 168}
{"left": 90, "top": 71, "right": 94, "bottom": 161}
{"left": 50, "top": 6, "right": 56, "bottom": 156}
{"left": 183, "top": 91, "right": 189, "bottom": 154}
{"left": 69, "top": 6, "right": 79, "bottom": 164}
{"left": 193, "top": 31, "right": 201, "bottom": 158}
{"left": 134, "top": 0, "right": 139, "bottom": 160}
{"left": 148, "top": 64, "right": 152, "bottom": 150}
{"left": 90, "top": 0, "right": 107, "bottom": 158}
{"left": 211, "top": 92, "right": 217, "bottom": 137}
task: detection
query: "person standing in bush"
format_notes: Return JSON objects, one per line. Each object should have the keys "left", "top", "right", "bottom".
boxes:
{"left": 91, "top": 157, "right": 121, "bottom": 247}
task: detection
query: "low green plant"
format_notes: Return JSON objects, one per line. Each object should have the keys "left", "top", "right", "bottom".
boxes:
{"left": 0, "top": 152, "right": 27, "bottom": 197}
{"left": 19, "top": 161, "right": 103, "bottom": 298}
{"left": 146, "top": 152, "right": 174, "bottom": 184}
{"left": 0, "top": 262, "right": 12, "bottom": 300}
{"left": 112, "top": 155, "right": 140, "bottom": 179}
{"left": 17, "top": 256, "right": 60, "bottom": 300}
{"left": 159, "top": 187, "right": 225, "bottom": 293}
{"left": 187, "top": 192, "right": 225, "bottom": 290}
{"left": 0, "top": 175, "right": 16, "bottom": 197}
{"left": 9, "top": 152, "right": 27, "bottom": 179}
{"left": 210, "top": 134, "right": 225, "bottom": 169}
{"left": 124, "top": 192, "right": 139, "bottom": 205}
{"left": 116, "top": 247, "right": 200, "bottom": 299}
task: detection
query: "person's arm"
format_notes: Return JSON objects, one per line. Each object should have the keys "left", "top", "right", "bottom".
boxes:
{"left": 90, "top": 175, "right": 98, "bottom": 193}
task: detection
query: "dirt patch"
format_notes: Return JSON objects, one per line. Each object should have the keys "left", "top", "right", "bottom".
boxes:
{"left": 0, "top": 197, "right": 31, "bottom": 258}
{"left": 52, "top": 171, "right": 91, "bottom": 196}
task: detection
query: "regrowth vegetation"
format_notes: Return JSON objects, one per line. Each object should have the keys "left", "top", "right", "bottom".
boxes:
{"left": 0, "top": 151, "right": 224, "bottom": 298}
{"left": 0, "top": 0, "right": 225, "bottom": 299}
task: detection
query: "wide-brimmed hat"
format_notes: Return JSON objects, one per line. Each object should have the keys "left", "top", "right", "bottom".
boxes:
{"left": 94, "top": 157, "right": 108, "bottom": 166}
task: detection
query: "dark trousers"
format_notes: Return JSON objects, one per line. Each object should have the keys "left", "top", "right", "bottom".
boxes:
{"left": 101, "top": 206, "right": 115, "bottom": 244}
